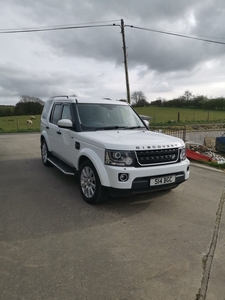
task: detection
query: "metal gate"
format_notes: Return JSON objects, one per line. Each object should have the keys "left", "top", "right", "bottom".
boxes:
{"left": 151, "top": 125, "right": 186, "bottom": 142}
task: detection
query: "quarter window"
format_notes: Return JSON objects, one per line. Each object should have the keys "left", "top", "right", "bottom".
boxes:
{"left": 62, "top": 104, "right": 72, "bottom": 120}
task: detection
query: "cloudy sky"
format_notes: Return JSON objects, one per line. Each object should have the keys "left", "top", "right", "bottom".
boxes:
{"left": 1, "top": 0, "right": 225, "bottom": 105}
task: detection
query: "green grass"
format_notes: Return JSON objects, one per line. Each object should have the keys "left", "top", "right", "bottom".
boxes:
{"left": 134, "top": 106, "right": 225, "bottom": 124}
{"left": 0, "top": 115, "right": 41, "bottom": 133}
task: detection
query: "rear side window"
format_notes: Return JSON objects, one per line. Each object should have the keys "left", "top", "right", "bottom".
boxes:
{"left": 50, "top": 104, "right": 62, "bottom": 125}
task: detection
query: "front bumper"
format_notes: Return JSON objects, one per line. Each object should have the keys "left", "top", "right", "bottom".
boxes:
{"left": 108, "top": 171, "right": 186, "bottom": 197}
{"left": 103, "top": 159, "right": 190, "bottom": 195}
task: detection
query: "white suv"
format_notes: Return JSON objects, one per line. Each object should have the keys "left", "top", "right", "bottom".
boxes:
{"left": 40, "top": 96, "right": 190, "bottom": 204}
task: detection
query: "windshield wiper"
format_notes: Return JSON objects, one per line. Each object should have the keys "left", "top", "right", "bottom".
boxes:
{"left": 126, "top": 126, "right": 146, "bottom": 129}
{"left": 95, "top": 126, "right": 128, "bottom": 131}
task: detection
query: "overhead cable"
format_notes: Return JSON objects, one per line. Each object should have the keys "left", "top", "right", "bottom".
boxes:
{"left": 0, "top": 23, "right": 117, "bottom": 34}
{"left": 1, "top": 20, "right": 225, "bottom": 46}
{"left": 127, "top": 25, "right": 225, "bottom": 45}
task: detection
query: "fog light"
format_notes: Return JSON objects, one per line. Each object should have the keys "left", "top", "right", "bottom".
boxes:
{"left": 118, "top": 173, "right": 129, "bottom": 182}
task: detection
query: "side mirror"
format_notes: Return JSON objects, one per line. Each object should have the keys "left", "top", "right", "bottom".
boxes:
{"left": 139, "top": 114, "right": 151, "bottom": 128}
{"left": 58, "top": 119, "right": 73, "bottom": 128}
{"left": 143, "top": 120, "right": 149, "bottom": 127}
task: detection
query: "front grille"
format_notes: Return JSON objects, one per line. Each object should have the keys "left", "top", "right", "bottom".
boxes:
{"left": 135, "top": 148, "right": 179, "bottom": 166}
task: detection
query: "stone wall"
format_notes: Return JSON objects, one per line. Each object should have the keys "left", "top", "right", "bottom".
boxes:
{"left": 186, "top": 130, "right": 225, "bottom": 146}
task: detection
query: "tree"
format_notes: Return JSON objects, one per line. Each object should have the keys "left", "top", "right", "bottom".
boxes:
{"left": 150, "top": 97, "right": 166, "bottom": 106}
{"left": 0, "top": 106, "right": 14, "bottom": 117}
{"left": 14, "top": 95, "right": 44, "bottom": 115}
{"left": 131, "top": 91, "right": 147, "bottom": 106}
{"left": 192, "top": 95, "right": 207, "bottom": 109}
{"left": 213, "top": 97, "right": 225, "bottom": 110}
{"left": 182, "top": 90, "right": 193, "bottom": 101}
{"left": 136, "top": 98, "right": 149, "bottom": 107}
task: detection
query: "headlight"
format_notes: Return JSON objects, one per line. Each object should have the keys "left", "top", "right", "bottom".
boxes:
{"left": 180, "top": 147, "right": 186, "bottom": 161}
{"left": 105, "top": 150, "right": 134, "bottom": 166}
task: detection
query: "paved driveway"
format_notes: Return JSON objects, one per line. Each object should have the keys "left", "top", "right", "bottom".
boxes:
{"left": 0, "top": 133, "right": 225, "bottom": 300}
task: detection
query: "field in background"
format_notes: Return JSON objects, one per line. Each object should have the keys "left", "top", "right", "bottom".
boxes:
{"left": 0, "top": 106, "right": 225, "bottom": 133}
{"left": 0, "top": 115, "right": 41, "bottom": 133}
{"left": 135, "top": 106, "right": 225, "bottom": 124}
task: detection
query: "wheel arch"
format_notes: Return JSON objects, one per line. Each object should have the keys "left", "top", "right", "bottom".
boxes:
{"left": 78, "top": 150, "right": 110, "bottom": 187}
{"left": 40, "top": 131, "right": 52, "bottom": 152}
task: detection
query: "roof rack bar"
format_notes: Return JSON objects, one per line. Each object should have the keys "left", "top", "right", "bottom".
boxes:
{"left": 50, "top": 95, "right": 69, "bottom": 99}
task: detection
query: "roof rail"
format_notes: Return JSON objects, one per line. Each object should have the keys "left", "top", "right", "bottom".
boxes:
{"left": 50, "top": 95, "right": 69, "bottom": 99}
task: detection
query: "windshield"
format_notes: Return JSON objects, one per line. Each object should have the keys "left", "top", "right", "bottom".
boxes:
{"left": 77, "top": 103, "right": 145, "bottom": 131}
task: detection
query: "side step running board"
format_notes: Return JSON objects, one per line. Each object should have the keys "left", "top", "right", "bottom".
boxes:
{"left": 48, "top": 157, "right": 76, "bottom": 176}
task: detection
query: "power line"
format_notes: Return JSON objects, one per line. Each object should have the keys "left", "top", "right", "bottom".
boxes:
{"left": 0, "top": 19, "right": 121, "bottom": 31}
{"left": 0, "top": 21, "right": 119, "bottom": 34}
{"left": 126, "top": 24, "right": 225, "bottom": 45}
{"left": 1, "top": 20, "right": 225, "bottom": 46}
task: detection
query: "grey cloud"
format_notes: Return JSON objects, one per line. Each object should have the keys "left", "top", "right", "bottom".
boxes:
{"left": 3, "top": 0, "right": 225, "bottom": 74}
{"left": 0, "top": 63, "right": 103, "bottom": 100}
{"left": 18, "top": 0, "right": 224, "bottom": 74}
{"left": 1, "top": 0, "right": 225, "bottom": 103}
{"left": 6, "top": 0, "right": 199, "bottom": 23}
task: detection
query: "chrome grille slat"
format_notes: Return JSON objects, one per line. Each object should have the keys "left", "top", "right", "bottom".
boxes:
{"left": 136, "top": 148, "right": 179, "bottom": 166}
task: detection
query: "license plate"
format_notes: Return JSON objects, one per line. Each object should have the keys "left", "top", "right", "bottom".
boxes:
{"left": 150, "top": 175, "right": 176, "bottom": 186}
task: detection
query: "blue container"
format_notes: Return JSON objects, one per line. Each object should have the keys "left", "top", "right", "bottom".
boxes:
{"left": 216, "top": 136, "right": 225, "bottom": 152}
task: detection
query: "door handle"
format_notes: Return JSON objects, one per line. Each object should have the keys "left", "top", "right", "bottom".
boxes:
{"left": 56, "top": 131, "right": 61, "bottom": 135}
{"left": 46, "top": 126, "right": 49, "bottom": 129}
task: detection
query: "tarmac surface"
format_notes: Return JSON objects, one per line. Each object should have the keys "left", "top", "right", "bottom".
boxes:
{"left": 0, "top": 133, "right": 225, "bottom": 300}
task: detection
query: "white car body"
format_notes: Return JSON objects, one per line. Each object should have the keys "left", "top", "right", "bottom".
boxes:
{"left": 40, "top": 96, "right": 190, "bottom": 203}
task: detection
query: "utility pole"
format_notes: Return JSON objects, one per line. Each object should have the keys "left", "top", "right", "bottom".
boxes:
{"left": 120, "top": 19, "right": 131, "bottom": 103}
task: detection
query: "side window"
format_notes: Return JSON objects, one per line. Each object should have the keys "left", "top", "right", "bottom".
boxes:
{"left": 62, "top": 104, "right": 72, "bottom": 120}
{"left": 50, "top": 104, "right": 62, "bottom": 125}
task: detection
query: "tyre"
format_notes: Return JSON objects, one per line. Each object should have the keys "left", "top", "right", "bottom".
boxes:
{"left": 78, "top": 160, "right": 109, "bottom": 204}
{"left": 41, "top": 139, "right": 51, "bottom": 167}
